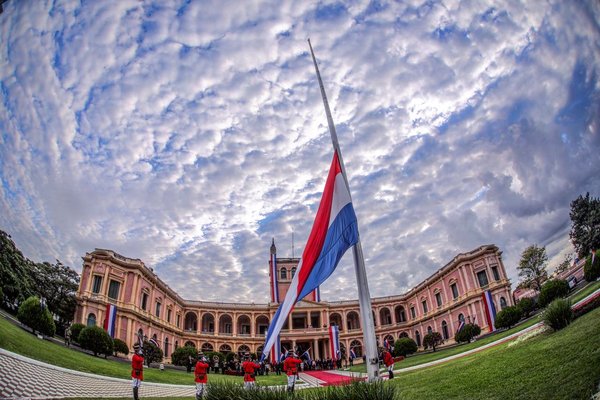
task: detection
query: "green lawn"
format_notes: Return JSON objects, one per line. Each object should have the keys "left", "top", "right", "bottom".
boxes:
{"left": 0, "top": 315, "right": 287, "bottom": 386}
{"left": 394, "top": 306, "right": 600, "bottom": 399}
{"left": 570, "top": 279, "right": 600, "bottom": 303}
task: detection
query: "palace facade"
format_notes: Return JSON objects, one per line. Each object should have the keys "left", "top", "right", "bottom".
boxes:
{"left": 74, "top": 243, "right": 512, "bottom": 362}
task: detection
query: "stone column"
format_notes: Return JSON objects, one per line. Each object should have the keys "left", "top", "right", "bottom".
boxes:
{"left": 313, "top": 338, "right": 320, "bottom": 360}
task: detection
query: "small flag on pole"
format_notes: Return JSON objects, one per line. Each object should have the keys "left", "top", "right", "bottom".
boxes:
{"left": 350, "top": 348, "right": 357, "bottom": 360}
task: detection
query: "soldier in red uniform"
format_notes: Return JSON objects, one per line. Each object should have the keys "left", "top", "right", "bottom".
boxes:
{"left": 241, "top": 354, "right": 261, "bottom": 389}
{"left": 194, "top": 351, "right": 209, "bottom": 399}
{"left": 283, "top": 352, "right": 302, "bottom": 393}
{"left": 131, "top": 343, "right": 144, "bottom": 400}
{"left": 382, "top": 347, "right": 394, "bottom": 379}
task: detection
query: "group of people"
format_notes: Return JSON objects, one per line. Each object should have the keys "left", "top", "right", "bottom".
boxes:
{"left": 130, "top": 343, "right": 304, "bottom": 399}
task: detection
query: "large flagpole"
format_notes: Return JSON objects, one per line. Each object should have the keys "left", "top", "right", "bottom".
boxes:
{"left": 307, "top": 39, "right": 380, "bottom": 382}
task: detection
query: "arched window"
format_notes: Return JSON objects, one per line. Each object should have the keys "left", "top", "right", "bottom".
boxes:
{"left": 280, "top": 268, "right": 287, "bottom": 279}
{"left": 201, "top": 343, "right": 214, "bottom": 353}
{"left": 500, "top": 297, "right": 507, "bottom": 309}
{"left": 238, "top": 344, "right": 251, "bottom": 354}
{"left": 184, "top": 341, "right": 196, "bottom": 348}
{"left": 219, "top": 344, "right": 232, "bottom": 353}
{"left": 86, "top": 313, "right": 96, "bottom": 327}
{"left": 395, "top": 306, "right": 406, "bottom": 323}
{"left": 346, "top": 311, "right": 360, "bottom": 330}
{"left": 399, "top": 332, "right": 409, "bottom": 338}
{"left": 427, "top": 326, "right": 433, "bottom": 335}
{"left": 415, "top": 330, "right": 421, "bottom": 347}
{"left": 164, "top": 337, "right": 169, "bottom": 357}
{"left": 458, "top": 313, "right": 465, "bottom": 323}
{"left": 349, "top": 340, "right": 363, "bottom": 357}
{"left": 441, "top": 321, "right": 449, "bottom": 340}
{"left": 291, "top": 267, "right": 296, "bottom": 277}
{"left": 185, "top": 312, "right": 198, "bottom": 331}
{"left": 175, "top": 340, "right": 179, "bottom": 349}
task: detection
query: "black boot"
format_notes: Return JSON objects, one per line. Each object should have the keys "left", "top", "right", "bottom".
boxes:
{"left": 389, "top": 370, "right": 394, "bottom": 379}
{"left": 133, "top": 387, "right": 139, "bottom": 400}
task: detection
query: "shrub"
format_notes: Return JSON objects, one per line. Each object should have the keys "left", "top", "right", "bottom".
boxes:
{"left": 422, "top": 332, "right": 444, "bottom": 352}
{"left": 172, "top": 345, "right": 199, "bottom": 366}
{"left": 17, "top": 296, "right": 56, "bottom": 337}
{"left": 394, "top": 337, "right": 418, "bottom": 357}
{"left": 517, "top": 297, "right": 536, "bottom": 318}
{"left": 495, "top": 306, "right": 522, "bottom": 330}
{"left": 143, "top": 340, "right": 164, "bottom": 366}
{"left": 584, "top": 253, "right": 600, "bottom": 282}
{"left": 573, "top": 293, "right": 600, "bottom": 318}
{"left": 454, "top": 323, "right": 481, "bottom": 343}
{"left": 69, "top": 323, "right": 86, "bottom": 343}
{"left": 543, "top": 298, "right": 573, "bottom": 331}
{"left": 79, "top": 326, "right": 113, "bottom": 357}
{"left": 538, "top": 279, "right": 570, "bottom": 307}
{"left": 113, "top": 338, "right": 129, "bottom": 357}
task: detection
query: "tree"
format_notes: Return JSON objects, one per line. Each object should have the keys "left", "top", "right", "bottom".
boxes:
{"left": 538, "top": 279, "right": 570, "bottom": 307}
{"left": 172, "top": 345, "right": 201, "bottom": 366}
{"left": 569, "top": 193, "right": 600, "bottom": 259}
{"left": 454, "top": 323, "right": 481, "bottom": 343}
{"left": 393, "top": 337, "right": 418, "bottom": 357}
{"left": 517, "top": 245, "right": 548, "bottom": 292}
{"left": 0, "top": 230, "right": 35, "bottom": 310}
{"left": 494, "top": 306, "right": 522, "bottom": 330}
{"left": 143, "top": 340, "right": 164, "bottom": 366}
{"left": 422, "top": 332, "right": 444, "bottom": 352}
{"left": 517, "top": 297, "right": 536, "bottom": 318}
{"left": 584, "top": 254, "right": 600, "bottom": 282}
{"left": 554, "top": 254, "right": 573, "bottom": 275}
{"left": 31, "top": 261, "right": 80, "bottom": 331}
{"left": 69, "top": 323, "right": 86, "bottom": 344}
{"left": 79, "top": 326, "right": 113, "bottom": 357}
{"left": 113, "top": 338, "right": 129, "bottom": 357}
{"left": 17, "top": 296, "right": 55, "bottom": 336}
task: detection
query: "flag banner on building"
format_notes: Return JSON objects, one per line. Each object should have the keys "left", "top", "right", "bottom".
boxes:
{"left": 149, "top": 337, "right": 160, "bottom": 348}
{"left": 260, "top": 152, "right": 359, "bottom": 362}
{"left": 482, "top": 290, "right": 497, "bottom": 331}
{"left": 103, "top": 304, "right": 117, "bottom": 338}
{"left": 329, "top": 325, "right": 341, "bottom": 361}
{"left": 270, "top": 249, "right": 279, "bottom": 303}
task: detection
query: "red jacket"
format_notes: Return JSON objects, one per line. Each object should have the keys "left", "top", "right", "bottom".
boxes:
{"left": 283, "top": 357, "right": 302, "bottom": 376}
{"left": 131, "top": 353, "right": 144, "bottom": 380}
{"left": 194, "top": 361, "right": 209, "bottom": 383}
{"left": 242, "top": 361, "right": 261, "bottom": 382}
{"left": 383, "top": 350, "right": 394, "bottom": 367}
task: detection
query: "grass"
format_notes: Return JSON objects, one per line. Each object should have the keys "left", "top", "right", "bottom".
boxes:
{"left": 394, "top": 305, "right": 600, "bottom": 399}
{"left": 0, "top": 314, "right": 287, "bottom": 386}
{"left": 570, "top": 279, "right": 600, "bottom": 303}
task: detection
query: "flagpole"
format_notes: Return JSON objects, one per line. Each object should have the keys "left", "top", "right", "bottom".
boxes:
{"left": 307, "top": 38, "right": 380, "bottom": 382}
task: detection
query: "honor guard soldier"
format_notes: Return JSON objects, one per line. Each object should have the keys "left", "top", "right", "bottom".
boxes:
{"left": 194, "top": 351, "right": 209, "bottom": 399}
{"left": 283, "top": 352, "right": 302, "bottom": 393}
{"left": 131, "top": 343, "right": 144, "bottom": 400}
{"left": 241, "top": 353, "right": 261, "bottom": 389}
{"left": 382, "top": 347, "right": 394, "bottom": 379}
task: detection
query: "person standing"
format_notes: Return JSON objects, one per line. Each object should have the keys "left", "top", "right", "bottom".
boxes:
{"left": 382, "top": 348, "right": 394, "bottom": 379}
{"left": 283, "top": 352, "right": 302, "bottom": 393}
{"left": 194, "top": 351, "right": 209, "bottom": 399}
{"left": 131, "top": 343, "right": 144, "bottom": 400}
{"left": 241, "top": 354, "right": 261, "bottom": 390}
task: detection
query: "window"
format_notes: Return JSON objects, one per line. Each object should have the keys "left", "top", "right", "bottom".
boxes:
{"left": 441, "top": 321, "right": 449, "bottom": 340}
{"left": 176, "top": 314, "right": 181, "bottom": 328}
{"left": 87, "top": 313, "right": 96, "bottom": 326}
{"left": 164, "top": 338, "right": 169, "bottom": 357}
{"left": 410, "top": 307, "right": 416, "bottom": 319}
{"left": 141, "top": 292, "right": 148, "bottom": 310}
{"left": 155, "top": 301, "right": 161, "bottom": 318}
{"left": 167, "top": 308, "right": 172, "bottom": 323}
{"left": 291, "top": 267, "right": 296, "bottom": 278}
{"left": 451, "top": 283, "right": 459, "bottom": 299}
{"left": 422, "top": 300, "right": 428, "bottom": 314}
{"left": 477, "top": 270, "right": 489, "bottom": 287}
{"left": 107, "top": 280, "right": 120, "bottom": 300}
{"left": 491, "top": 266, "right": 500, "bottom": 281}
{"left": 427, "top": 326, "right": 433, "bottom": 334}
{"left": 435, "top": 292, "right": 442, "bottom": 307}
{"left": 92, "top": 276, "right": 102, "bottom": 293}
{"left": 500, "top": 297, "right": 507, "bottom": 309}
{"left": 415, "top": 330, "right": 421, "bottom": 347}
{"left": 280, "top": 268, "right": 287, "bottom": 279}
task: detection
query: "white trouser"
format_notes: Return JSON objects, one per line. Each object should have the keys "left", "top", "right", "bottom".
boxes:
{"left": 244, "top": 381, "right": 256, "bottom": 389}
{"left": 196, "top": 382, "right": 206, "bottom": 397}
{"left": 131, "top": 378, "right": 142, "bottom": 388}
{"left": 287, "top": 375, "right": 296, "bottom": 388}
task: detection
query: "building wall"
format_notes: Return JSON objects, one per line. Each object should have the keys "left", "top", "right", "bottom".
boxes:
{"left": 75, "top": 244, "right": 512, "bottom": 362}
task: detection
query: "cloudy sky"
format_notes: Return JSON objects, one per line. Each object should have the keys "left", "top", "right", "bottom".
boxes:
{"left": 1, "top": 0, "right": 599, "bottom": 303}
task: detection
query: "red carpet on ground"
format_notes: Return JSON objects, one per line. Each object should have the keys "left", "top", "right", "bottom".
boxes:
{"left": 304, "top": 370, "right": 364, "bottom": 386}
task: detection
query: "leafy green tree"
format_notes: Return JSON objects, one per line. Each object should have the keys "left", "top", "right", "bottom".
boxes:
{"left": 393, "top": 337, "right": 418, "bottom": 357}
{"left": 17, "top": 296, "right": 55, "bottom": 336}
{"left": 554, "top": 254, "right": 573, "bottom": 275}
{"left": 31, "top": 261, "right": 79, "bottom": 331}
{"left": 518, "top": 245, "right": 548, "bottom": 292}
{"left": 569, "top": 193, "right": 600, "bottom": 259}
{"left": 422, "top": 332, "right": 443, "bottom": 352}
{"left": 79, "top": 326, "right": 113, "bottom": 357}
{"left": 494, "top": 306, "right": 522, "bottom": 329}
{"left": 454, "top": 323, "right": 481, "bottom": 343}
{"left": 538, "top": 279, "right": 570, "bottom": 307}
{"left": 543, "top": 299, "right": 573, "bottom": 331}
{"left": 171, "top": 345, "right": 199, "bottom": 366}
{"left": 584, "top": 254, "right": 600, "bottom": 282}
{"left": 113, "top": 338, "right": 129, "bottom": 357}
{"left": 0, "top": 230, "right": 35, "bottom": 310}
{"left": 143, "top": 340, "right": 164, "bottom": 366}
{"left": 69, "top": 323, "right": 86, "bottom": 343}
{"left": 517, "top": 297, "right": 536, "bottom": 318}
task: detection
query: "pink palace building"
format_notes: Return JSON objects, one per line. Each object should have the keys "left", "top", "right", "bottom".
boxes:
{"left": 74, "top": 242, "right": 512, "bottom": 362}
